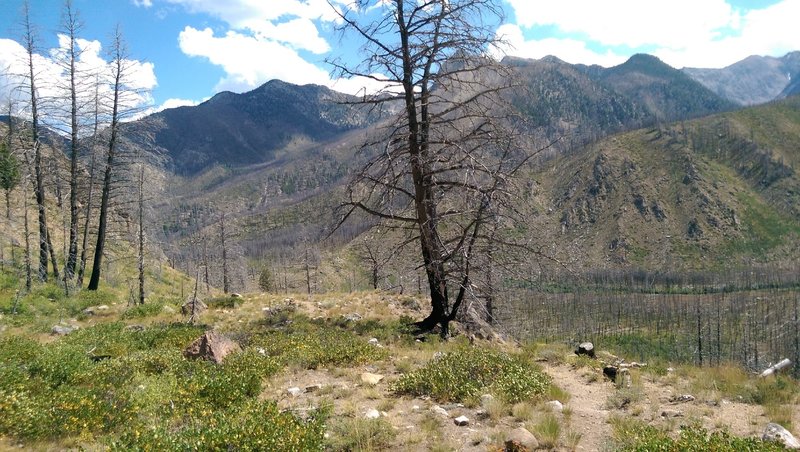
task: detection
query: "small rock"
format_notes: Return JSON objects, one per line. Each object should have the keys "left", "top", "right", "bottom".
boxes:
{"left": 287, "top": 387, "right": 302, "bottom": 397}
{"left": 257, "top": 347, "right": 266, "bottom": 355}
{"left": 82, "top": 305, "right": 109, "bottom": 315}
{"left": 504, "top": 427, "right": 539, "bottom": 451}
{"left": 360, "top": 372, "right": 384, "bottom": 385}
{"left": 603, "top": 366, "right": 618, "bottom": 381}
{"left": 670, "top": 394, "right": 695, "bottom": 404}
{"left": 661, "top": 409, "right": 683, "bottom": 418}
{"left": 343, "top": 312, "right": 362, "bottom": 322}
{"left": 475, "top": 409, "right": 489, "bottom": 420}
{"left": 368, "top": 338, "right": 379, "bottom": 346}
{"left": 575, "top": 342, "right": 595, "bottom": 358}
{"left": 305, "top": 384, "right": 322, "bottom": 393}
{"left": 51, "top": 324, "right": 76, "bottom": 335}
{"left": 762, "top": 423, "right": 800, "bottom": 449}
{"left": 547, "top": 400, "right": 564, "bottom": 412}
{"left": 480, "top": 394, "right": 495, "bottom": 407}
{"left": 231, "top": 293, "right": 242, "bottom": 298}
{"left": 666, "top": 367, "right": 675, "bottom": 373}
{"left": 412, "top": 405, "right": 420, "bottom": 411}
{"left": 430, "top": 405, "right": 449, "bottom": 417}
{"left": 453, "top": 415, "right": 469, "bottom": 426}
{"left": 365, "top": 409, "right": 380, "bottom": 419}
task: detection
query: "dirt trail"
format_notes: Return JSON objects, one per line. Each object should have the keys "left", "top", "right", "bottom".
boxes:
{"left": 544, "top": 363, "right": 614, "bottom": 451}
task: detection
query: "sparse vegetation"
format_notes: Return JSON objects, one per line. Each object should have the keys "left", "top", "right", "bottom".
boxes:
{"left": 610, "top": 416, "right": 787, "bottom": 451}
{"left": 392, "top": 347, "right": 551, "bottom": 403}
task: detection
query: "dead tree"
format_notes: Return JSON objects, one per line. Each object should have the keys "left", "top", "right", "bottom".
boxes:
{"left": 56, "top": 0, "right": 86, "bottom": 280}
{"left": 20, "top": 1, "right": 57, "bottom": 282}
{"left": 76, "top": 78, "right": 101, "bottom": 287}
{"left": 330, "top": 0, "right": 547, "bottom": 336}
{"left": 88, "top": 27, "right": 142, "bottom": 290}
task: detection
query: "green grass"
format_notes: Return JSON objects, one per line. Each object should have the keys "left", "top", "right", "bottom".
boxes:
{"left": 610, "top": 416, "right": 787, "bottom": 451}
{"left": 0, "top": 321, "right": 318, "bottom": 448}
{"left": 391, "top": 346, "right": 551, "bottom": 403}
{"left": 723, "top": 192, "right": 800, "bottom": 258}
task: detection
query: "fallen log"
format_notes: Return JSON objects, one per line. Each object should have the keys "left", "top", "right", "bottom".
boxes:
{"left": 759, "top": 358, "right": 791, "bottom": 378}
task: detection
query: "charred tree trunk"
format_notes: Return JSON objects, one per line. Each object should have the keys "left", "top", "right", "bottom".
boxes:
{"left": 219, "top": 212, "right": 229, "bottom": 294}
{"left": 137, "top": 164, "right": 145, "bottom": 304}
{"left": 22, "top": 4, "right": 52, "bottom": 282}
{"left": 88, "top": 29, "right": 125, "bottom": 291}
{"left": 63, "top": 1, "right": 82, "bottom": 279}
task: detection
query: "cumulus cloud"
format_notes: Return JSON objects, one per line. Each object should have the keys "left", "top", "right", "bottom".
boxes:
{"left": 495, "top": 24, "right": 627, "bottom": 68}
{"left": 177, "top": 26, "right": 394, "bottom": 96}
{"left": 0, "top": 36, "right": 157, "bottom": 127}
{"left": 504, "top": 0, "right": 800, "bottom": 69}
{"left": 149, "top": 0, "right": 389, "bottom": 95}
{"left": 178, "top": 26, "right": 331, "bottom": 92}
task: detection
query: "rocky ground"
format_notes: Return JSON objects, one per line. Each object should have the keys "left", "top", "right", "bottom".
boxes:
{"left": 239, "top": 292, "right": 799, "bottom": 451}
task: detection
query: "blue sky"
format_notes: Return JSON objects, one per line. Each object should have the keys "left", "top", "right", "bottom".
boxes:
{"left": 1, "top": 0, "right": 798, "bottom": 114}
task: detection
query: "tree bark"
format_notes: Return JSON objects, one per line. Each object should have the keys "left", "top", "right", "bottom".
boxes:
{"left": 220, "top": 212, "right": 229, "bottom": 294}
{"left": 77, "top": 80, "right": 100, "bottom": 287}
{"left": 63, "top": 0, "right": 82, "bottom": 279}
{"left": 137, "top": 164, "right": 145, "bottom": 304}
{"left": 22, "top": 3, "right": 52, "bottom": 282}
{"left": 88, "top": 30, "right": 124, "bottom": 291}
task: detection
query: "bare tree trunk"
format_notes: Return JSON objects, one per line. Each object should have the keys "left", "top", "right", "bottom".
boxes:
{"left": 219, "top": 212, "right": 229, "bottom": 294}
{"left": 62, "top": 0, "right": 82, "bottom": 279}
{"left": 77, "top": 80, "right": 100, "bottom": 287}
{"left": 137, "top": 164, "right": 145, "bottom": 304}
{"left": 22, "top": 3, "right": 52, "bottom": 282}
{"left": 88, "top": 28, "right": 125, "bottom": 291}
{"left": 202, "top": 238, "right": 210, "bottom": 292}
{"left": 23, "top": 185, "right": 31, "bottom": 291}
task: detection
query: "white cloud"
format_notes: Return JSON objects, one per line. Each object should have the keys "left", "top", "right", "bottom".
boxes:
{"left": 505, "top": 0, "right": 800, "bottom": 69}
{"left": 158, "top": 97, "right": 199, "bottom": 110}
{"left": 0, "top": 36, "right": 156, "bottom": 127}
{"left": 178, "top": 26, "right": 395, "bottom": 96}
{"left": 246, "top": 17, "right": 330, "bottom": 54}
{"left": 495, "top": 24, "right": 627, "bottom": 68}
{"left": 132, "top": 0, "right": 153, "bottom": 7}
{"left": 507, "top": 0, "right": 737, "bottom": 50}
{"left": 178, "top": 26, "right": 331, "bottom": 92}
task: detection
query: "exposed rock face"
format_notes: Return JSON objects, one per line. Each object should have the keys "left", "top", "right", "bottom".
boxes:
{"left": 762, "top": 423, "right": 800, "bottom": 449}
{"left": 183, "top": 331, "right": 241, "bottom": 364}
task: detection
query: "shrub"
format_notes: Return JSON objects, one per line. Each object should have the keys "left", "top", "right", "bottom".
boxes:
{"left": 531, "top": 413, "right": 561, "bottom": 449}
{"left": 326, "top": 417, "right": 396, "bottom": 451}
{"left": 250, "top": 319, "right": 388, "bottom": 369}
{"left": 391, "top": 347, "right": 551, "bottom": 403}
{"left": 109, "top": 400, "right": 327, "bottom": 451}
{"left": 610, "top": 417, "right": 786, "bottom": 451}
{"left": 206, "top": 295, "right": 241, "bottom": 309}
{"left": 120, "top": 301, "right": 164, "bottom": 319}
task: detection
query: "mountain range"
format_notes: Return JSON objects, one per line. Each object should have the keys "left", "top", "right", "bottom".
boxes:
{"left": 123, "top": 52, "right": 800, "bottom": 274}
{"left": 683, "top": 51, "right": 800, "bottom": 105}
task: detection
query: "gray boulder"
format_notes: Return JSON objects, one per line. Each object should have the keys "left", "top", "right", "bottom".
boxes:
{"left": 504, "top": 427, "right": 539, "bottom": 451}
{"left": 762, "top": 423, "right": 800, "bottom": 449}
